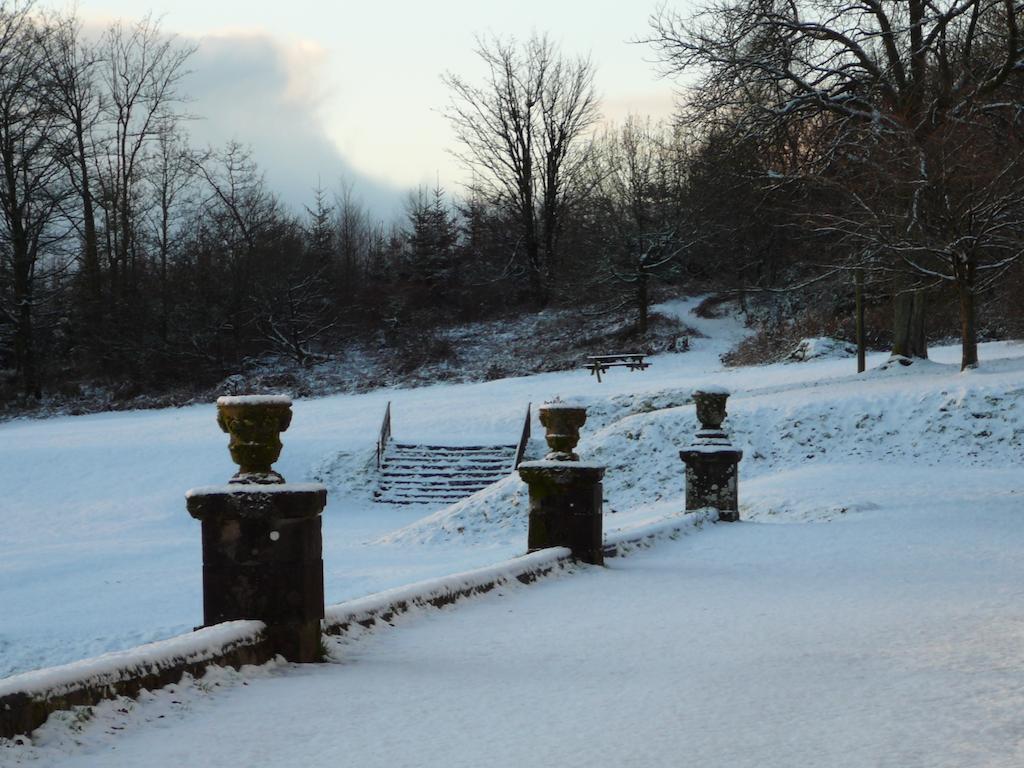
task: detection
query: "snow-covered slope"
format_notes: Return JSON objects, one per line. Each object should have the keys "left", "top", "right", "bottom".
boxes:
{"left": 384, "top": 342, "right": 1024, "bottom": 545}
{"left": 1, "top": 296, "right": 1022, "bottom": 681}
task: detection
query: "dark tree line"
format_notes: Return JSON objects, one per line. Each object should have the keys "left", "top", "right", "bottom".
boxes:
{"left": 0, "top": 6, "right": 509, "bottom": 402}
{"left": 3, "top": 4, "right": 1024, "bottom": 408}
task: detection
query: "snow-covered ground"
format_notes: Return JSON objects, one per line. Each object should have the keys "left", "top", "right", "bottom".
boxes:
{"left": 1, "top": 295, "right": 1022, "bottom": 693}
{"left": 8, "top": 500, "right": 1024, "bottom": 766}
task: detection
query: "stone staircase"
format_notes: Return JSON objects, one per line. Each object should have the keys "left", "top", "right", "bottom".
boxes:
{"left": 374, "top": 443, "right": 518, "bottom": 505}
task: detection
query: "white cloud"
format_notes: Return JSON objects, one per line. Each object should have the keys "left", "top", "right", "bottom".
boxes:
{"left": 183, "top": 32, "right": 404, "bottom": 220}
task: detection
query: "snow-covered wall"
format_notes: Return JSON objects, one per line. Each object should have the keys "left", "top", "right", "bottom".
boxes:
{"left": 323, "top": 548, "right": 576, "bottom": 633}
{"left": 0, "top": 621, "right": 269, "bottom": 740}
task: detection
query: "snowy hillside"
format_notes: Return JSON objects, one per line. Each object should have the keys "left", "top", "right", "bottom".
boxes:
{"left": 384, "top": 340, "right": 1024, "bottom": 545}
{"left": 1, "top": 296, "right": 1022, "bottom": 682}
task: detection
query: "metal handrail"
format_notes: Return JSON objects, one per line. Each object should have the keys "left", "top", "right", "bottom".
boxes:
{"left": 513, "top": 402, "right": 531, "bottom": 470}
{"left": 376, "top": 401, "right": 392, "bottom": 469}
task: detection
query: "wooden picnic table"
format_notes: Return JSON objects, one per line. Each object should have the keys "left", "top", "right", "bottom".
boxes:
{"left": 585, "top": 353, "right": 650, "bottom": 383}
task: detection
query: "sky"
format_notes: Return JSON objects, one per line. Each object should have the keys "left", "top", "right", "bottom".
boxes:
{"left": 42, "top": 0, "right": 683, "bottom": 220}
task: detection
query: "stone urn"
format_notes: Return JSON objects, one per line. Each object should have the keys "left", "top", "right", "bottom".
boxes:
{"left": 693, "top": 389, "right": 729, "bottom": 430}
{"left": 190, "top": 394, "right": 327, "bottom": 663}
{"left": 680, "top": 387, "right": 742, "bottom": 522}
{"left": 539, "top": 403, "right": 588, "bottom": 461}
{"left": 216, "top": 395, "right": 293, "bottom": 484}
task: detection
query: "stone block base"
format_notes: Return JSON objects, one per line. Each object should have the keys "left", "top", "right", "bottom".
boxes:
{"left": 679, "top": 448, "right": 742, "bottom": 522}
{"left": 187, "top": 484, "right": 327, "bottom": 662}
{"left": 519, "top": 462, "right": 605, "bottom": 565}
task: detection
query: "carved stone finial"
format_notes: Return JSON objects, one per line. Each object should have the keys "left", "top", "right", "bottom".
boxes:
{"left": 693, "top": 389, "right": 729, "bottom": 430}
{"left": 216, "top": 395, "right": 293, "bottom": 484}
{"left": 538, "top": 402, "right": 588, "bottom": 461}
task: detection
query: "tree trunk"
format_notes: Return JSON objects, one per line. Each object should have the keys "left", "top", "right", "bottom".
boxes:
{"left": 11, "top": 232, "right": 39, "bottom": 398}
{"left": 909, "top": 290, "right": 927, "bottom": 359}
{"left": 892, "top": 289, "right": 928, "bottom": 359}
{"left": 159, "top": 186, "right": 170, "bottom": 344}
{"left": 957, "top": 260, "right": 978, "bottom": 370}
{"left": 524, "top": 223, "right": 545, "bottom": 307}
{"left": 541, "top": 189, "right": 558, "bottom": 285}
{"left": 892, "top": 292, "right": 912, "bottom": 357}
{"left": 637, "top": 270, "right": 648, "bottom": 336}
{"left": 3, "top": 145, "right": 39, "bottom": 398}
{"left": 75, "top": 123, "right": 101, "bottom": 316}
{"left": 16, "top": 293, "right": 38, "bottom": 399}
{"left": 855, "top": 268, "right": 865, "bottom": 373}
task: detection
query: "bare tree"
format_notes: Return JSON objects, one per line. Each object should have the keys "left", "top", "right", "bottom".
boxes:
{"left": 142, "top": 125, "right": 197, "bottom": 344}
{"left": 94, "top": 15, "right": 193, "bottom": 310}
{"left": 256, "top": 266, "right": 336, "bottom": 367}
{"left": 591, "top": 116, "right": 693, "bottom": 334}
{"left": 443, "top": 33, "right": 600, "bottom": 306}
{"left": 192, "top": 141, "right": 279, "bottom": 356}
{"left": 648, "top": 0, "right": 1024, "bottom": 369}
{"left": 334, "top": 179, "right": 371, "bottom": 300}
{"left": 0, "top": 2, "right": 72, "bottom": 397}
{"left": 43, "top": 12, "right": 103, "bottom": 325}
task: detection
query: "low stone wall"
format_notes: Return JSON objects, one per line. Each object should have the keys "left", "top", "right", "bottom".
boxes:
{"left": 602, "top": 509, "right": 717, "bottom": 558}
{"left": 0, "top": 621, "right": 270, "bottom": 740}
{"left": 324, "top": 547, "right": 576, "bottom": 635}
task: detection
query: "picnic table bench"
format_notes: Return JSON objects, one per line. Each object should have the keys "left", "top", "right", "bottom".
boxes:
{"left": 585, "top": 353, "right": 650, "bottom": 383}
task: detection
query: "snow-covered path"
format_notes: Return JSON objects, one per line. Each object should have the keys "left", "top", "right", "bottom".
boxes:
{"left": 15, "top": 500, "right": 1024, "bottom": 767}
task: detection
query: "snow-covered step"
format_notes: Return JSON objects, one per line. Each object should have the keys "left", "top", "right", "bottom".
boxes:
{"left": 393, "top": 444, "right": 516, "bottom": 453}
{"left": 375, "top": 490, "right": 495, "bottom": 504}
{"left": 386, "top": 451, "right": 511, "bottom": 458}
{"left": 380, "top": 479, "right": 496, "bottom": 489}
{"left": 380, "top": 474, "right": 503, "bottom": 484}
{"left": 380, "top": 478, "right": 495, "bottom": 486}
{"left": 381, "top": 466, "right": 506, "bottom": 474}
{"left": 382, "top": 466, "right": 509, "bottom": 476}
{"left": 375, "top": 442, "right": 517, "bottom": 506}
{"left": 382, "top": 458, "right": 512, "bottom": 467}
{"left": 377, "top": 488, "right": 473, "bottom": 498}
{"left": 374, "top": 497, "right": 466, "bottom": 506}
{"left": 387, "top": 451, "right": 511, "bottom": 458}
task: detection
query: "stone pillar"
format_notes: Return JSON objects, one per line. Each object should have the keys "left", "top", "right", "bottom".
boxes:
{"left": 186, "top": 396, "right": 326, "bottom": 662}
{"left": 679, "top": 388, "right": 743, "bottom": 522}
{"left": 518, "top": 403, "right": 605, "bottom": 564}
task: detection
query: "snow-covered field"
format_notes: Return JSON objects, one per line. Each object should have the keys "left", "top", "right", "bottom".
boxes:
{"left": 10, "top": 501, "right": 1024, "bottom": 767}
{"left": 2, "top": 296, "right": 1024, "bottom": 764}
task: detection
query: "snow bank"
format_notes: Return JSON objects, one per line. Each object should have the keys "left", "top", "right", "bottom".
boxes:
{"left": 324, "top": 548, "right": 573, "bottom": 632}
{"left": 386, "top": 355, "right": 1024, "bottom": 544}
{"left": 215, "top": 395, "right": 292, "bottom": 406}
{"left": 0, "top": 621, "right": 269, "bottom": 740}
{"left": 376, "top": 474, "right": 530, "bottom": 546}
{"left": 693, "top": 384, "right": 731, "bottom": 395}
{"left": 786, "top": 337, "right": 857, "bottom": 362}
{"left": 185, "top": 482, "right": 327, "bottom": 498}
{"left": 0, "top": 621, "right": 265, "bottom": 700}
{"left": 517, "top": 460, "right": 606, "bottom": 470}
{"left": 602, "top": 509, "right": 717, "bottom": 556}
{"left": 539, "top": 397, "right": 587, "bottom": 409}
